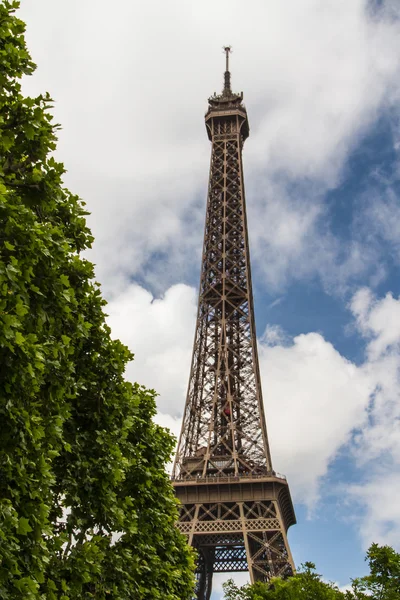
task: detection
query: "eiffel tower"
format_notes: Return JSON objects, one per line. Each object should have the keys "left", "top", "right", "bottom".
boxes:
{"left": 172, "top": 48, "right": 296, "bottom": 600}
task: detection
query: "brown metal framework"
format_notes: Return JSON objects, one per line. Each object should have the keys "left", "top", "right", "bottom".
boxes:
{"left": 172, "top": 49, "right": 296, "bottom": 600}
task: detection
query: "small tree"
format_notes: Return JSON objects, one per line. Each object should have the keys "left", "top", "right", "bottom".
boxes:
{"left": 0, "top": 1, "right": 194, "bottom": 598}
{"left": 223, "top": 545, "right": 400, "bottom": 600}
{"left": 351, "top": 544, "right": 400, "bottom": 600}
{"left": 223, "top": 563, "right": 347, "bottom": 600}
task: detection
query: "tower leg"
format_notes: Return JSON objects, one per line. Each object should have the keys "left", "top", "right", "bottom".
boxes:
{"left": 195, "top": 548, "right": 214, "bottom": 600}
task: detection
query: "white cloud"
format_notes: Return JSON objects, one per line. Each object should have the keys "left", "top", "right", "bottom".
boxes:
{"left": 106, "top": 283, "right": 197, "bottom": 416}
{"left": 18, "top": 0, "right": 400, "bottom": 296}
{"left": 348, "top": 474, "right": 400, "bottom": 549}
{"left": 247, "top": 178, "right": 385, "bottom": 294}
{"left": 351, "top": 288, "right": 400, "bottom": 359}
{"left": 357, "top": 186, "right": 400, "bottom": 271}
{"left": 259, "top": 332, "right": 372, "bottom": 505}
{"left": 261, "top": 323, "right": 288, "bottom": 346}
{"left": 346, "top": 290, "right": 400, "bottom": 549}
{"left": 258, "top": 289, "right": 400, "bottom": 546}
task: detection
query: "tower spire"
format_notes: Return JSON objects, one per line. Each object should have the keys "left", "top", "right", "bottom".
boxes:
{"left": 223, "top": 45, "right": 232, "bottom": 95}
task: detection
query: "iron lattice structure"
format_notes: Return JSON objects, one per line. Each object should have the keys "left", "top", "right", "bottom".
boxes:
{"left": 172, "top": 49, "right": 296, "bottom": 600}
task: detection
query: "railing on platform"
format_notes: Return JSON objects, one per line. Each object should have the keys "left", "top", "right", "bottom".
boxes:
{"left": 171, "top": 471, "right": 287, "bottom": 484}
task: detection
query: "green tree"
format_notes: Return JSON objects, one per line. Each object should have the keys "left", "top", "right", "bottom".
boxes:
{"left": 0, "top": 1, "right": 194, "bottom": 598}
{"left": 351, "top": 544, "right": 400, "bottom": 600}
{"left": 223, "top": 545, "right": 400, "bottom": 600}
{"left": 223, "top": 563, "right": 347, "bottom": 600}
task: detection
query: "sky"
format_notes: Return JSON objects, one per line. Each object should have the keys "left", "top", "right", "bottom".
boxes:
{"left": 18, "top": 0, "right": 400, "bottom": 597}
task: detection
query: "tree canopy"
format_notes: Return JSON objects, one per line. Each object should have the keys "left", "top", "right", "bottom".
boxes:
{"left": 223, "top": 562, "right": 347, "bottom": 600}
{"left": 223, "top": 544, "right": 400, "bottom": 600}
{"left": 0, "top": 1, "right": 194, "bottom": 598}
{"left": 351, "top": 543, "right": 400, "bottom": 600}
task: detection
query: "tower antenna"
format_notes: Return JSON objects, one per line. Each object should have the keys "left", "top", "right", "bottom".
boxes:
{"left": 223, "top": 45, "right": 232, "bottom": 94}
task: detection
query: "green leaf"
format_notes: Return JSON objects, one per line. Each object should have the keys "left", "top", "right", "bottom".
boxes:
{"left": 14, "top": 331, "right": 25, "bottom": 345}
{"left": 59, "top": 274, "right": 69, "bottom": 286}
{"left": 24, "top": 123, "right": 34, "bottom": 139}
{"left": 17, "top": 517, "right": 32, "bottom": 535}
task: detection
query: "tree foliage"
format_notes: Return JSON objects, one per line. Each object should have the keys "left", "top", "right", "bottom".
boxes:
{"left": 351, "top": 543, "right": 400, "bottom": 600}
{"left": 223, "top": 562, "right": 347, "bottom": 600}
{"left": 0, "top": 1, "right": 194, "bottom": 598}
{"left": 223, "top": 544, "right": 400, "bottom": 600}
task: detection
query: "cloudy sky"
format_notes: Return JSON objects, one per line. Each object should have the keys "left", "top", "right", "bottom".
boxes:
{"left": 19, "top": 0, "right": 400, "bottom": 597}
